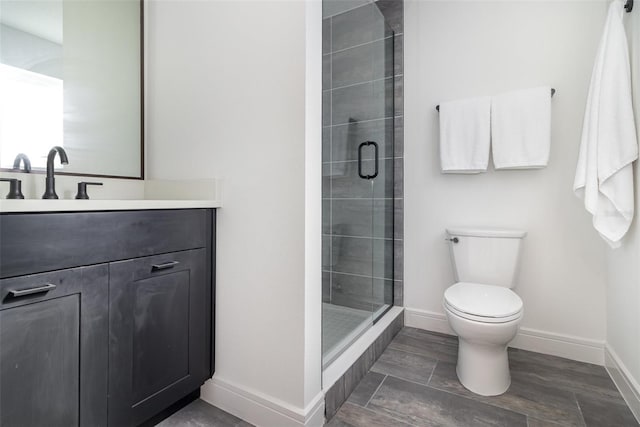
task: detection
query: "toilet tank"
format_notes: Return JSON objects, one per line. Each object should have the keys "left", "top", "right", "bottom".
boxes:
{"left": 446, "top": 227, "right": 527, "bottom": 288}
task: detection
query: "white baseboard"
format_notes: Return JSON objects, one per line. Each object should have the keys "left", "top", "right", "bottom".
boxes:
{"left": 404, "top": 306, "right": 453, "bottom": 335}
{"left": 200, "top": 308, "right": 405, "bottom": 427}
{"left": 404, "top": 307, "right": 605, "bottom": 365}
{"left": 605, "top": 345, "right": 640, "bottom": 423}
{"left": 201, "top": 376, "right": 325, "bottom": 427}
{"left": 511, "top": 326, "right": 604, "bottom": 365}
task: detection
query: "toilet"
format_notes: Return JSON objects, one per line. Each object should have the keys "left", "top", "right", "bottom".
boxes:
{"left": 443, "top": 227, "right": 526, "bottom": 396}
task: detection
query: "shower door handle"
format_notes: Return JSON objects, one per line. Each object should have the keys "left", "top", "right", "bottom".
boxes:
{"left": 369, "top": 141, "right": 379, "bottom": 179}
{"left": 358, "top": 142, "right": 367, "bottom": 179}
{"left": 357, "top": 141, "right": 379, "bottom": 180}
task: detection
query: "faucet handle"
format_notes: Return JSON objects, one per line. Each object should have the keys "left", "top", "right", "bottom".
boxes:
{"left": 0, "top": 178, "right": 25, "bottom": 199}
{"left": 75, "top": 182, "right": 103, "bottom": 200}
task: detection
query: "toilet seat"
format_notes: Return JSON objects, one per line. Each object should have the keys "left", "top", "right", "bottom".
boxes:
{"left": 444, "top": 282, "right": 523, "bottom": 324}
{"left": 444, "top": 301, "right": 523, "bottom": 323}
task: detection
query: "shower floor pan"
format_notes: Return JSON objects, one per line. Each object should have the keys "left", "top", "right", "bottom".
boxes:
{"left": 322, "top": 302, "right": 389, "bottom": 369}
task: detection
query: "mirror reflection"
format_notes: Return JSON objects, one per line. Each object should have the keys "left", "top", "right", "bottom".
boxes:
{"left": 0, "top": 0, "right": 142, "bottom": 179}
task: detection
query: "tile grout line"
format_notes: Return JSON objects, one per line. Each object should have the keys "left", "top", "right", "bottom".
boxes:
{"left": 385, "top": 340, "right": 457, "bottom": 362}
{"left": 424, "top": 381, "right": 532, "bottom": 422}
{"left": 426, "top": 360, "right": 438, "bottom": 386}
{"left": 324, "top": 234, "right": 401, "bottom": 242}
{"left": 323, "top": 116, "right": 398, "bottom": 128}
{"left": 323, "top": 157, "right": 397, "bottom": 165}
{"left": 329, "top": 32, "right": 404, "bottom": 55}
{"left": 322, "top": 2, "right": 380, "bottom": 21}
{"left": 329, "top": 75, "right": 401, "bottom": 93}
{"left": 380, "top": 370, "right": 440, "bottom": 390}
{"left": 324, "top": 114, "right": 405, "bottom": 128}
{"left": 367, "top": 405, "right": 421, "bottom": 427}
{"left": 322, "top": 197, "right": 403, "bottom": 201}
{"left": 364, "top": 374, "right": 388, "bottom": 409}
{"left": 326, "top": 269, "right": 394, "bottom": 282}
{"left": 357, "top": 399, "right": 422, "bottom": 427}
{"left": 388, "top": 341, "right": 457, "bottom": 355}
{"left": 331, "top": 115, "right": 403, "bottom": 127}
{"left": 573, "top": 392, "right": 588, "bottom": 427}
{"left": 328, "top": 34, "right": 395, "bottom": 56}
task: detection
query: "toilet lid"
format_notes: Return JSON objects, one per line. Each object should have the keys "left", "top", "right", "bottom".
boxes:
{"left": 444, "top": 282, "right": 523, "bottom": 319}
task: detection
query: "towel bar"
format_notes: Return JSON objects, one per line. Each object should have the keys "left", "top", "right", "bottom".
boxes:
{"left": 436, "top": 88, "right": 556, "bottom": 112}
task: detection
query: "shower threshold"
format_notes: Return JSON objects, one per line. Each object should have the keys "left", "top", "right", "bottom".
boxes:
{"left": 322, "top": 303, "right": 390, "bottom": 369}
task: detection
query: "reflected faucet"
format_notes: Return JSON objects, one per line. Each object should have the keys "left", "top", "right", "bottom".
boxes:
{"left": 12, "top": 153, "right": 31, "bottom": 172}
{"left": 42, "top": 146, "right": 69, "bottom": 199}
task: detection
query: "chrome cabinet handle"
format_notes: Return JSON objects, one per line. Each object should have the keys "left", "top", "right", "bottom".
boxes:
{"left": 8, "top": 283, "right": 57, "bottom": 298}
{"left": 151, "top": 261, "right": 180, "bottom": 271}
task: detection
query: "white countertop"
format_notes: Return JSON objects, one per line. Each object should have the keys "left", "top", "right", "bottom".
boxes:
{"left": 0, "top": 199, "right": 221, "bottom": 213}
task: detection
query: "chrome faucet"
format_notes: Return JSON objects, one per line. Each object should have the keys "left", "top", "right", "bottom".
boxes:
{"left": 12, "top": 153, "right": 31, "bottom": 172}
{"left": 42, "top": 146, "right": 69, "bottom": 199}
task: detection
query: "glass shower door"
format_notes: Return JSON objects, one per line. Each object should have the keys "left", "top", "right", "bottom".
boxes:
{"left": 321, "top": 1, "right": 394, "bottom": 368}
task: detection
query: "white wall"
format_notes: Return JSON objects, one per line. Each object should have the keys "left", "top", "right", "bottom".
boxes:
{"left": 404, "top": 0, "right": 610, "bottom": 363}
{"left": 605, "top": 7, "right": 640, "bottom": 420}
{"left": 146, "top": 1, "right": 322, "bottom": 425}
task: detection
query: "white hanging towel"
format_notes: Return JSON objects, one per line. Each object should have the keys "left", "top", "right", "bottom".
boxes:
{"left": 491, "top": 87, "right": 552, "bottom": 169}
{"left": 574, "top": 0, "right": 638, "bottom": 249}
{"left": 439, "top": 96, "right": 491, "bottom": 173}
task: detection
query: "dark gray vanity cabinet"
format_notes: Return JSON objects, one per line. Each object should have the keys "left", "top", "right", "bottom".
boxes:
{"left": 108, "top": 249, "right": 210, "bottom": 426}
{"left": 0, "top": 265, "right": 109, "bottom": 427}
{"left": 0, "top": 209, "right": 216, "bottom": 427}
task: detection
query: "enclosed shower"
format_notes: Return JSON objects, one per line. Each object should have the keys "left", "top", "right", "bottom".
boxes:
{"left": 322, "top": 1, "right": 396, "bottom": 368}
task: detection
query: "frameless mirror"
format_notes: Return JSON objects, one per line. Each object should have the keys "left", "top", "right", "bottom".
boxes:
{"left": 0, "top": 0, "right": 143, "bottom": 179}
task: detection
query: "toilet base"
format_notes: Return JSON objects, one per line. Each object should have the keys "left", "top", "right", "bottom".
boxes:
{"left": 456, "top": 337, "right": 511, "bottom": 396}
{"left": 444, "top": 305, "right": 522, "bottom": 397}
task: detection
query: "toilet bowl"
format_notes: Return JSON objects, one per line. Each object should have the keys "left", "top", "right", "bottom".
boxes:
{"left": 444, "top": 282, "right": 523, "bottom": 396}
{"left": 443, "top": 228, "right": 527, "bottom": 396}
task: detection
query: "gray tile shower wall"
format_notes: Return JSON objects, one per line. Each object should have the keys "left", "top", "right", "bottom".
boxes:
{"left": 322, "top": 0, "right": 404, "bottom": 308}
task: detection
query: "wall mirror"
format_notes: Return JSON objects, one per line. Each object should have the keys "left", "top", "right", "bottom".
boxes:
{"left": 0, "top": 0, "right": 143, "bottom": 179}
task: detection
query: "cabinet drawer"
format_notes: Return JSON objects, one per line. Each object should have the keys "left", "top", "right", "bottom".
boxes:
{"left": 0, "top": 209, "right": 212, "bottom": 278}
{"left": 0, "top": 265, "right": 109, "bottom": 427}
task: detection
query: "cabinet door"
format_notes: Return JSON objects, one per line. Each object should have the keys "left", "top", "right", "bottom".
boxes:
{"left": 109, "top": 249, "right": 209, "bottom": 426}
{"left": 0, "top": 265, "right": 109, "bottom": 427}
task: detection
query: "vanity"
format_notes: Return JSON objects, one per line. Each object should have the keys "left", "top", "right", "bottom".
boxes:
{"left": 0, "top": 204, "right": 217, "bottom": 426}
{"left": 0, "top": 2, "right": 218, "bottom": 424}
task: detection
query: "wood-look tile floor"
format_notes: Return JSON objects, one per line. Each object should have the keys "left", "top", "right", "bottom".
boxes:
{"left": 328, "top": 327, "right": 639, "bottom": 427}
{"left": 156, "top": 399, "right": 251, "bottom": 427}
{"left": 159, "top": 327, "right": 638, "bottom": 427}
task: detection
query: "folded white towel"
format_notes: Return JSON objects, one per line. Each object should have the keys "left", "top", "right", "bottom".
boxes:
{"left": 491, "top": 87, "right": 552, "bottom": 169}
{"left": 574, "top": 0, "right": 638, "bottom": 249}
{"left": 439, "top": 97, "right": 491, "bottom": 173}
